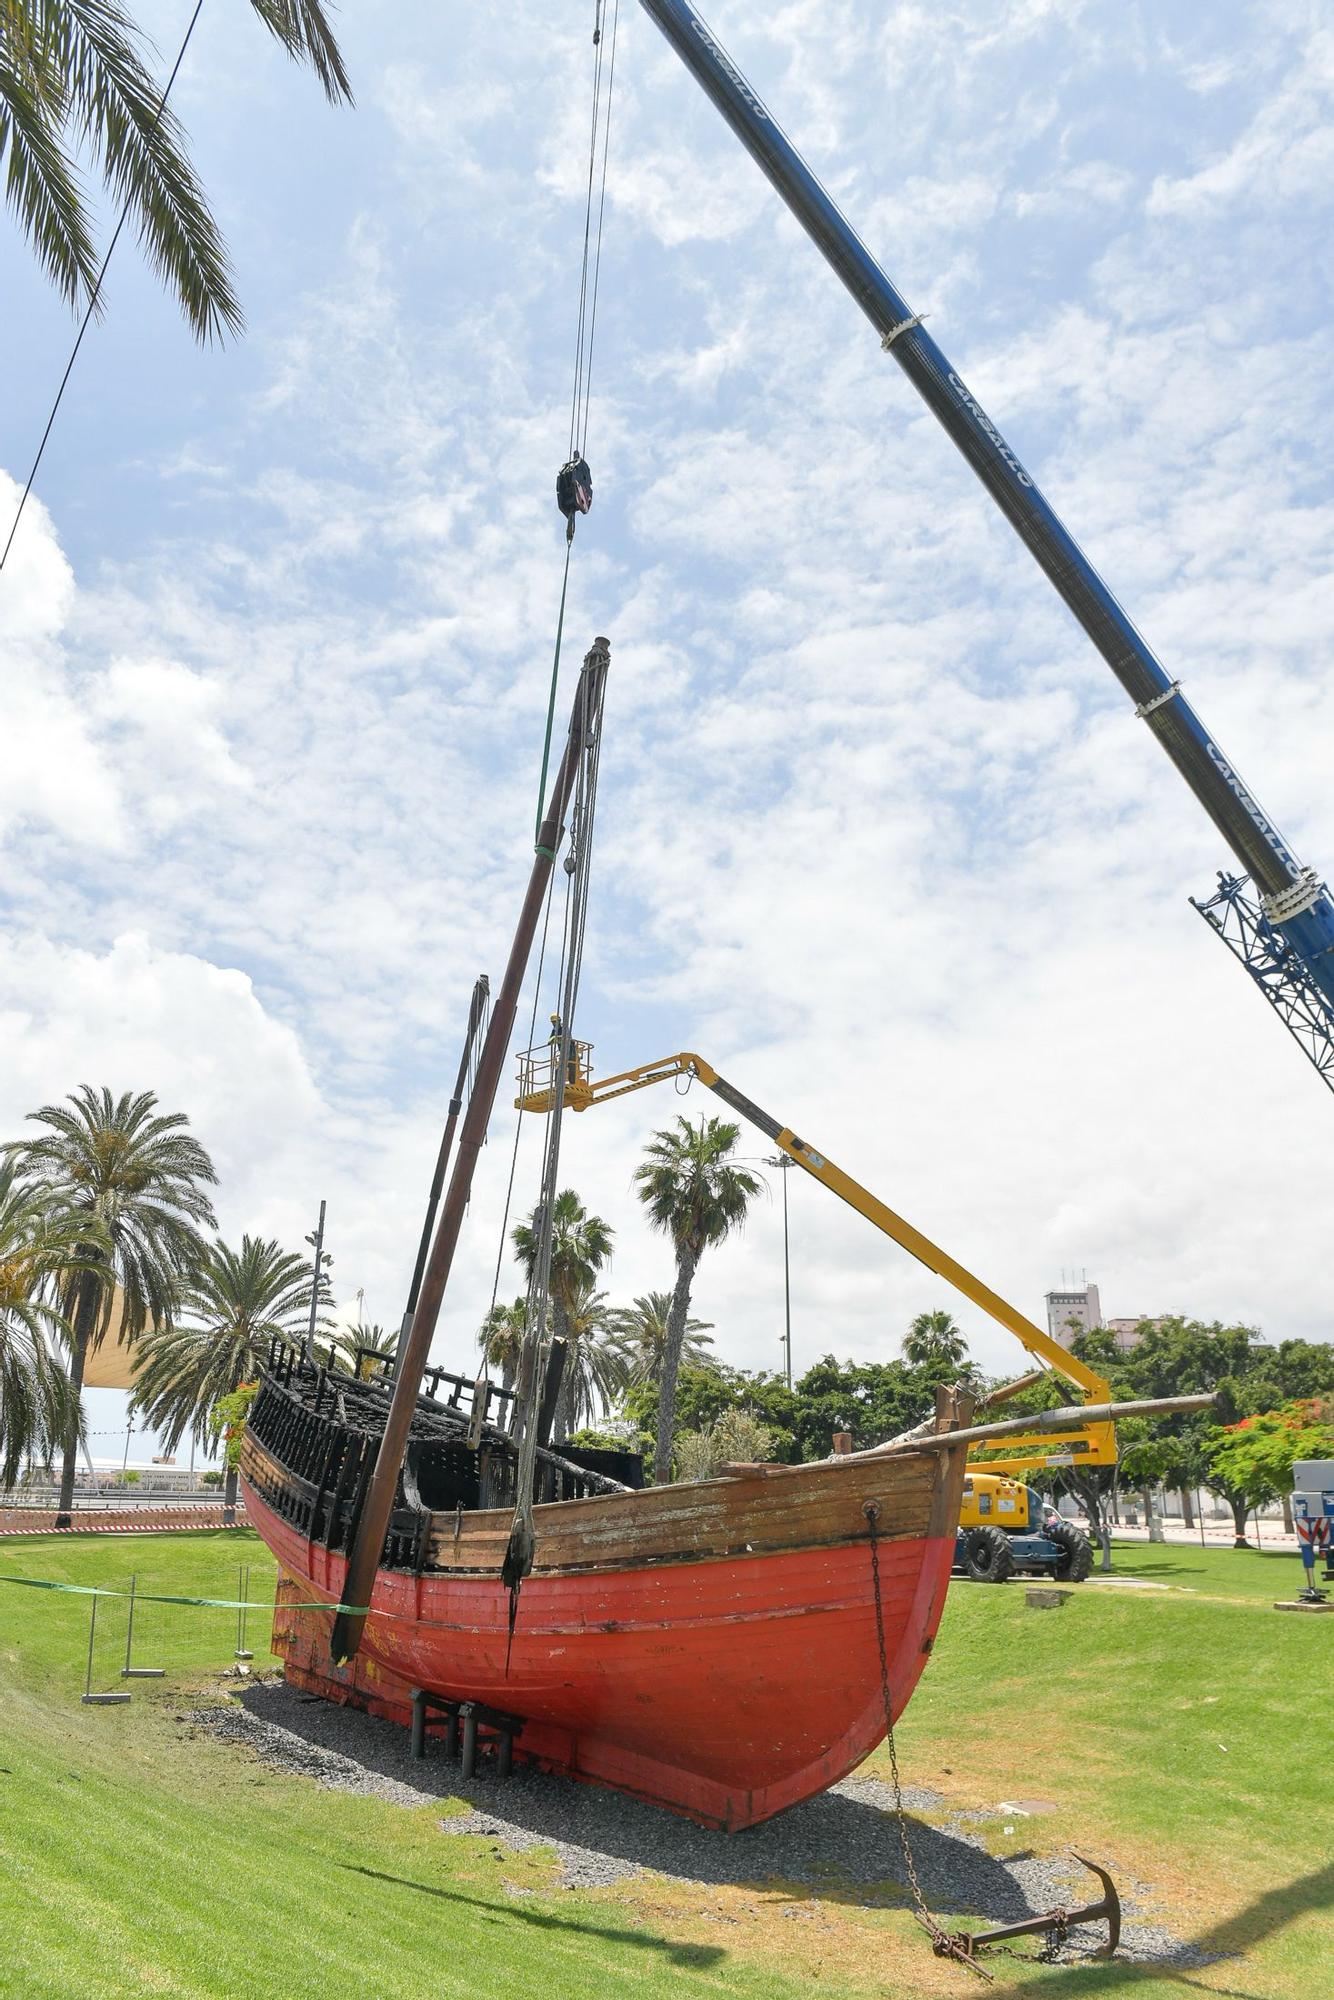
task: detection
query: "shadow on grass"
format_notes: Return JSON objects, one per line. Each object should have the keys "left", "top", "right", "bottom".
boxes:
{"left": 1109, "top": 1548, "right": 1295, "bottom": 1572}
{"left": 1009, "top": 1863, "right": 1334, "bottom": 1998}
{"left": 341, "top": 1864, "right": 724, "bottom": 1969}
{"left": 236, "top": 1682, "right": 1031, "bottom": 1919}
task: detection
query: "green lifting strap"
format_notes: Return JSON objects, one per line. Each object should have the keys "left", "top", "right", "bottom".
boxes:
{"left": 534, "top": 540, "right": 573, "bottom": 849}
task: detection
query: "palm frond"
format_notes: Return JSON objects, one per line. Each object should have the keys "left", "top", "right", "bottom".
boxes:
{"left": 0, "top": 30, "right": 98, "bottom": 305}
{"left": 245, "top": 0, "right": 352, "bottom": 105}
{"left": 632, "top": 1116, "right": 762, "bottom": 1255}
{"left": 1, "top": 0, "right": 239, "bottom": 338}
{"left": 131, "top": 1233, "right": 322, "bottom": 1452}
{"left": 605, "top": 1291, "right": 715, "bottom": 1391}
{"left": 0, "top": 1160, "right": 89, "bottom": 1484}
{"left": 7, "top": 1084, "right": 217, "bottom": 1351}
{"left": 2, "top": 0, "right": 350, "bottom": 335}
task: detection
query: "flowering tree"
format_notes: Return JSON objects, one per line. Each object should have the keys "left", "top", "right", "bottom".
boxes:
{"left": 1203, "top": 1399, "right": 1334, "bottom": 1544}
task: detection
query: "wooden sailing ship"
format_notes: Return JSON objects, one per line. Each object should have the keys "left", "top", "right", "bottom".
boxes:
{"left": 233, "top": 635, "right": 969, "bottom": 1828}
{"left": 242, "top": 1343, "right": 971, "bottom": 1830}
{"left": 238, "top": 631, "right": 1213, "bottom": 1832}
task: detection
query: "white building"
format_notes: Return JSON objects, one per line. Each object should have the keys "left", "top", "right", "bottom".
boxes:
{"left": 1046, "top": 1282, "right": 1102, "bottom": 1345}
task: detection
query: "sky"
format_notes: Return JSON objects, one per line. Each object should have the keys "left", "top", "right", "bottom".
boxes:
{"left": 2, "top": 0, "right": 1332, "bottom": 1461}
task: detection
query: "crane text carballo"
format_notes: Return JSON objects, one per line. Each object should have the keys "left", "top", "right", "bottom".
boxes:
{"left": 1205, "top": 744, "right": 1300, "bottom": 879}
{"left": 689, "top": 19, "right": 770, "bottom": 121}
{"left": 946, "top": 374, "right": 1034, "bottom": 487}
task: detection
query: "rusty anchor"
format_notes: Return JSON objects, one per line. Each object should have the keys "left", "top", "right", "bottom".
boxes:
{"left": 937, "top": 1853, "right": 1122, "bottom": 1969}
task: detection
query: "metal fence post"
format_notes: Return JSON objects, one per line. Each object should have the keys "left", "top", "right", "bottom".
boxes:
{"left": 82, "top": 1592, "right": 131, "bottom": 1706}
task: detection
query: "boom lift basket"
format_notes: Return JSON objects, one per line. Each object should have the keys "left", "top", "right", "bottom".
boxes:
{"left": 516, "top": 1040, "right": 596, "bottom": 1114}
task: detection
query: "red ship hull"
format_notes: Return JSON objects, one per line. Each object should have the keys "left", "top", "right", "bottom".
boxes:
{"left": 242, "top": 1436, "right": 961, "bottom": 1831}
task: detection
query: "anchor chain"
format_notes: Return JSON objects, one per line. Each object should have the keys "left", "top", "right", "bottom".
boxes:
{"left": 866, "top": 1501, "right": 1120, "bottom": 1972}
{"left": 864, "top": 1501, "right": 992, "bottom": 1982}
{"left": 998, "top": 1913, "right": 1070, "bottom": 1966}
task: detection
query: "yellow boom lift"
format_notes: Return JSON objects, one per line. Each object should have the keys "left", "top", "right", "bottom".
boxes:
{"left": 516, "top": 1045, "right": 1115, "bottom": 1484}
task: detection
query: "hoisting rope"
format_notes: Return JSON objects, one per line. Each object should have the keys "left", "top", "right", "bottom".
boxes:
{"left": 478, "top": 862, "right": 561, "bottom": 1389}
{"left": 536, "top": 3, "right": 621, "bottom": 842}
{"left": 502, "top": 653, "right": 607, "bottom": 1653}
{"left": 568, "top": 0, "right": 622, "bottom": 464}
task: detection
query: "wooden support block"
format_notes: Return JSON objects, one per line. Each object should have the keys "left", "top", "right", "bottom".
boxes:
{"left": 1025, "top": 1587, "right": 1072, "bottom": 1609}
{"left": 1273, "top": 1598, "right": 1333, "bottom": 1613}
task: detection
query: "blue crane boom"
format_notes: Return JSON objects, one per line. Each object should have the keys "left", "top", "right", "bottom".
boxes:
{"left": 636, "top": 0, "right": 1334, "bottom": 1091}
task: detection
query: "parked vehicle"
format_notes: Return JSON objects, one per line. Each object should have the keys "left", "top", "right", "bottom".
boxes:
{"left": 955, "top": 1471, "right": 1093, "bottom": 1583}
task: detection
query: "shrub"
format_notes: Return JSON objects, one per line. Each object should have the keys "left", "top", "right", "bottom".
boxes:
{"left": 675, "top": 1408, "right": 776, "bottom": 1481}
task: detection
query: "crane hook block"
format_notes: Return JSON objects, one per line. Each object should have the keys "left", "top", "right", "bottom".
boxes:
{"left": 556, "top": 455, "right": 593, "bottom": 524}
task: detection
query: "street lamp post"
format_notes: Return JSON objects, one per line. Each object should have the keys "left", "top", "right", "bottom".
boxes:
{"left": 766, "top": 1155, "right": 794, "bottom": 1389}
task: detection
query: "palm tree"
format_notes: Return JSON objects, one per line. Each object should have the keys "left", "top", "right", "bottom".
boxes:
{"left": 330, "top": 1321, "right": 395, "bottom": 1376}
{"left": 512, "top": 1188, "right": 614, "bottom": 1437}
{"left": 130, "top": 1233, "right": 320, "bottom": 1517}
{"left": 1, "top": 0, "right": 351, "bottom": 341}
{"left": 7, "top": 1085, "right": 217, "bottom": 1524}
{"left": 903, "top": 1308, "right": 969, "bottom": 1373}
{"left": 633, "top": 1116, "right": 762, "bottom": 1484}
{"left": 608, "top": 1291, "right": 715, "bottom": 1392}
{"left": 556, "top": 1279, "right": 629, "bottom": 1441}
{"left": 0, "top": 1161, "right": 101, "bottom": 1486}
{"left": 478, "top": 1297, "right": 526, "bottom": 1393}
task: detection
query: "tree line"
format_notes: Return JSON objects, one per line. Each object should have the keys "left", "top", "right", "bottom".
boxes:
{"left": 1017, "top": 1318, "right": 1334, "bottom": 1562}
{"left": 4, "top": 1085, "right": 1330, "bottom": 1531}
{"left": 0, "top": 1086, "right": 333, "bottom": 1520}
{"left": 0, "top": 1087, "right": 773, "bottom": 1509}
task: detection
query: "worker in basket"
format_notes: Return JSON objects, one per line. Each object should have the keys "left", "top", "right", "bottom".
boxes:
{"left": 548, "top": 1013, "right": 581, "bottom": 1089}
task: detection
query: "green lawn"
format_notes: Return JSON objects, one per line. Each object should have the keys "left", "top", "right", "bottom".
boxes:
{"left": 890, "top": 1539, "right": 1333, "bottom": 1994}
{"left": 1090, "top": 1537, "right": 1314, "bottom": 1602}
{"left": 0, "top": 1531, "right": 1329, "bottom": 2000}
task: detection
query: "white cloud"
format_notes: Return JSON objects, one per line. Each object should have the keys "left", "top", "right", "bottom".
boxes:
{"left": 1012, "top": 160, "right": 1134, "bottom": 219}
{"left": 0, "top": 476, "right": 126, "bottom": 851}
{"left": 1148, "top": 28, "right": 1334, "bottom": 217}
{"left": 0, "top": 930, "right": 318, "bottom": 1211}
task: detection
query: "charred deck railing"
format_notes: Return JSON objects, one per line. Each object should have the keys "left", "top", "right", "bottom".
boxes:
{"left": 247, "top": 1342, "right": 642, "bottom": 1574}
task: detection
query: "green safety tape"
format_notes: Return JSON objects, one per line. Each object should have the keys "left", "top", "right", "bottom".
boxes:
{"left": 0, "top": 1575, "right": 370, "bottom": 1613}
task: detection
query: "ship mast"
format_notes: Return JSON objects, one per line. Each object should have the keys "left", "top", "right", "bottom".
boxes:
{"left": 331, "top": 638, "right": 611, "bottom": 1665}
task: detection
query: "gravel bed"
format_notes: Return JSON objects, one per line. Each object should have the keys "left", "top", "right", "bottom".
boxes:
{"left": 185, "top": 1682, "right": 1218, "bottom": 1968}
